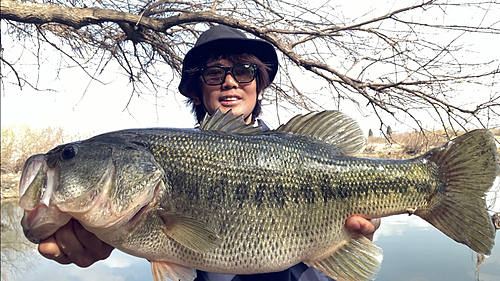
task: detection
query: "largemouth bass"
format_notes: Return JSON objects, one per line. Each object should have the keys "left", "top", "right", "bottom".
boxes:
{"left": 19, "top": 110, "right": 498, "bottom": 281}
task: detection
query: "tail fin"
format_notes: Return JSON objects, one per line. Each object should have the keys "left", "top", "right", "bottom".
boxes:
{"left": 415, "top": 129, "right": 498, "bottom": 255}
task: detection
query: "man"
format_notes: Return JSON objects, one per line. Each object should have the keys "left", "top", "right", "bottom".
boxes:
{"left": 38, "top": 25, "right": 381, "bottom": 281}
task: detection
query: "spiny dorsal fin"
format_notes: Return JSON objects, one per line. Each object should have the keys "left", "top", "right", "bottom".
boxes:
{"left": 275, "top": 111, "right": 365, "bottom": 155}
{"left": 199, "top": 108, "right": 262, "bottom": 134}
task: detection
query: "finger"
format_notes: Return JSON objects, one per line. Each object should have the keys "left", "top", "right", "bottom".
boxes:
{"left": 73, "top": 220, "right": 114, "bottom": 261}
{"left": 38, "top": 235, "right": 72, "bottom": 265}
{"left": 345, "top": 216, "right": 380, "bottom": 241}
{"left": 345, "top": 216, "right": 366, "bottom": 232}
{"left": 53, "top": 220, "right": 91, "bottom": 266}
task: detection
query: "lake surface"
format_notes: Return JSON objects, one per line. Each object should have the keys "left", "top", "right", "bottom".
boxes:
{"left": 2, "top": 190, "right": 499, "bottom": 281}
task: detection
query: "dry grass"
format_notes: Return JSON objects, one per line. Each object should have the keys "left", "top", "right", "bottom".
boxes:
{"left": 1, "top": 125, "right": 87, "bottom": 174}
{"left": 361, "top": 129, "right": 500, "bottom": 159}
{"left": 1, "top": 173, "right": 21, "bottom": 199}
{"left": 360, "top": 130, "right": 452, "bottom": 159}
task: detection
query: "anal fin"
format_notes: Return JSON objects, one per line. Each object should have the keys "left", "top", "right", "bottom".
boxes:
{"left": 151, "top": 260, "right": 197, "bottom": 281}
{"left": 305, "top": 236, "right": 383, "bottom": 281}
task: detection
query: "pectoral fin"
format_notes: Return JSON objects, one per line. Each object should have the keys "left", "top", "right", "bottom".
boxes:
{"left": 305, "top": 235, "right": 383, "bottom": 281}
{"left": 151, "top": 260, "right": 196, "bottom": 281}
{"left": 158, "top": 209, "right": 221, "bottom": 253}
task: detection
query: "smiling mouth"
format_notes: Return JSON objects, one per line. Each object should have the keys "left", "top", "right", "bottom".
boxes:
{"left": 220, "top": 96, "right": 240, "bottom": 102}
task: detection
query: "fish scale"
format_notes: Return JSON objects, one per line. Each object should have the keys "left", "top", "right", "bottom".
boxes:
{"left": 131, "top": 132, "right": 437, "bottom": 266}
{"left": 19, "top": 110, "right": 497, "bottom": 281}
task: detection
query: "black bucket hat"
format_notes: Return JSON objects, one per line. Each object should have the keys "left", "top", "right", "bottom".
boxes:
{"left": 178, "top": 25, "right": 278, "bottom": 97}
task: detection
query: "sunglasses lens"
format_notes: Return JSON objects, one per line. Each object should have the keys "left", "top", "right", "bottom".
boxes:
{"left": 203, "top": 67, "right": 226, "bottom": 85}
{"left": 233, "top": 65, "right": 255, "bottom": 83}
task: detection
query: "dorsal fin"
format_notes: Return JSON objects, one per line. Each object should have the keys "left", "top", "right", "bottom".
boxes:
{"left": 275, "top": 111, "right": 365, "bottom": 155}
{"left": 199, "top": 108, "right": 262, "bottom": 134}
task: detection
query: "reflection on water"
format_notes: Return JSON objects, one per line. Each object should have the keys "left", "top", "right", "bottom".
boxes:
{"left": 1, "top": 199, "right": 41, "bottom": 281}
{"left": 375, "top": 215, "right": 500, "bottom": 281}
{"left": 2, "top": 197, "right": 499, "bottom": 281}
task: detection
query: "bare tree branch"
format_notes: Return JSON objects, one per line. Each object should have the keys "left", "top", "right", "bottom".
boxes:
{"left": 1, "top": 0, "right": 499, "bottom": 135}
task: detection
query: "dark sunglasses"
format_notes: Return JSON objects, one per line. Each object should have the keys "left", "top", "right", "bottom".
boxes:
{"left": 201, "top": 64, "right": 257, "bottom": 85}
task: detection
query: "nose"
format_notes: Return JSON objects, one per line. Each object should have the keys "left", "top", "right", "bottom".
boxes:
{"left": 222, "top": 71, "right": 238, "bottom": 89}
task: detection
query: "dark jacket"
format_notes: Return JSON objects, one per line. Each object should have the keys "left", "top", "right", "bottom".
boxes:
{"left": 196, "top": 263, "right": 333, "bottom": 281}
{"left": 195, "top": 119, "right": 334, "bottom": 281}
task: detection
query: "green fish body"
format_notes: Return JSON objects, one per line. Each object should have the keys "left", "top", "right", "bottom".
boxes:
{"left": 19, "top": 110, "right": 498, "bottom": 281}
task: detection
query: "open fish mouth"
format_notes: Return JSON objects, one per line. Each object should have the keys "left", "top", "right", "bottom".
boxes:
{"left": 18, "top": 154, "right": 71, "bottom": 243}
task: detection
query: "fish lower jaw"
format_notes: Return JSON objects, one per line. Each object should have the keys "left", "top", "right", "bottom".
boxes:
{"left": 21, "top": 206, "right": 71, "bottom": 244}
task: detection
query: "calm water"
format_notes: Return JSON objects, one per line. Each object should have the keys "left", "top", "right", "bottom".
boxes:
{"left": 2, "top": 193, "right": 499, "bottom": 281}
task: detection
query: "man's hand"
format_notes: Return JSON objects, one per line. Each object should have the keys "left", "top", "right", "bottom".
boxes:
{"left": 38, "top": 219, "right": 114, "bottom": 267}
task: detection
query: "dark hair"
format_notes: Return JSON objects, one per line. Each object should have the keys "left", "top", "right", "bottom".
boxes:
{"left": 184, "top": 52, "right": 271, "bottom": 123}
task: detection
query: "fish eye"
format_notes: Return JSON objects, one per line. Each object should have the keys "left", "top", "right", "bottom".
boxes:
{"left": 61, "top": 145, "right": 77, "bottom": 160}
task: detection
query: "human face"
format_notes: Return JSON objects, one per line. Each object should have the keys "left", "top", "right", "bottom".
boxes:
{"left": 194, "top": 59, "right": 263, "bottom": 124}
